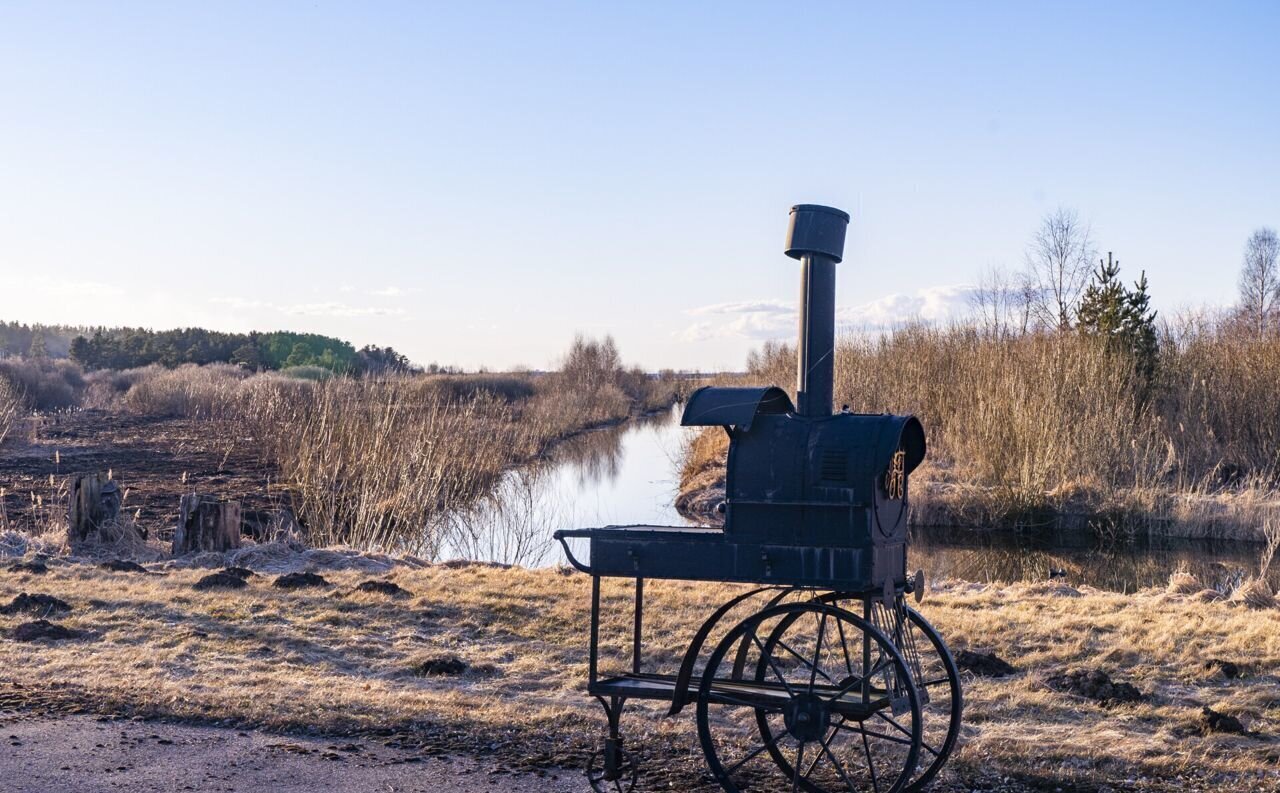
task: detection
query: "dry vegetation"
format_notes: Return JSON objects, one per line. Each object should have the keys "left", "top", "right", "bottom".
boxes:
{"left": 0, "top": 557, "right": 1275, "bottom": 791}
{"left": 685, "top": 322, "right": 1280, "bottom": 541}
{"left": 0, "top": 338, "right": 682, "bottom": 554}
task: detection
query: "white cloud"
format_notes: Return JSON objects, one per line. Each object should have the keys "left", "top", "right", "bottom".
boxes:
{"left": 368, "top": 286, "right": 409, "bottom": 297}
{"left": 209, "top": 297, "right": 408, "bottom": 318}
{"left": 0, "top": 273, "right": 126, "bottom": 299}
{"left": 679, "top": 284, "right": 979, "bottom": 342}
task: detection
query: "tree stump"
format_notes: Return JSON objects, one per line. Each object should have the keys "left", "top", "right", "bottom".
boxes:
{"left": 67, "top": 473, "right": 122, "bottom": 544}
{"left": 174, "top": 495, "right": 242, "bottom": 554}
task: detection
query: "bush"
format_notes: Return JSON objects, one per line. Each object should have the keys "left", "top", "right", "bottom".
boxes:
{"left": 0, "top": 358, "right": 85, "bottom": 410}
{"left": 0, "top": 378, "right": 22, "bottom": 446}
{"left": 280, "top": 365, "right": 334, "bottom": 382}
{"left": 119, "top": 364, "right": 249, "bottom": 418}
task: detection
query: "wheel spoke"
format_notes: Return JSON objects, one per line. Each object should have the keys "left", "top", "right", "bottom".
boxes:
{"left": 827, "top": 656, "right": 893, "bottom": 701}
{"left": 722, "top": 737, "right": 775, "bottom": 777}
{"left": 859, "top": 721, "right": 882, "bottom": 793}
{"left": 834, "top": 614, "right": 855, "bottom": 678}
{"left": 821, "top": 736, "right": 859, "bottom": 792}
{"left": 873, "top": 710, "right": 937, "bottom": 756}
{"left": 832, "top": 722, "right": 914, "bottom": 746}
{"left": 751, "top": 632, "right": 797, "bottom": 697}
{"left": 793, "top": 742, "right": 806, "bottom": 792}
{"left": 773, "top": 637, "right": 837, "bottom": 684}
{"left": 810, "top": 612, "right": 828, "bottom": 691}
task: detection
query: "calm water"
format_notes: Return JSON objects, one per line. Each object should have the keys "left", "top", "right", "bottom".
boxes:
{"left": 438, "top": 405, "right": 1270, "bottom": 593}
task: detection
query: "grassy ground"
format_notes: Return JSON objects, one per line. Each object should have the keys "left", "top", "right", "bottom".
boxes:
{"left": 1, "top": 551, "right": 1276, "bottom": 791}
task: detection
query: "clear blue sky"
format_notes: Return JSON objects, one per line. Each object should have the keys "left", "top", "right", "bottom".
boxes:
{"left": 2, "top": 2, "right": 1277, "bottom": 370}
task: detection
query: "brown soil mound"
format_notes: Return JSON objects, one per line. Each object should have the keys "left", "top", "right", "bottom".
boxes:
{"left": 955, "top": 649, "right": 1017, "bottom": 677}
{"left": 273, "top": 572, "right": 329, "bottom": 590}
{"left": 0, "top": 593, "right": 71, "bottom": 617}
{"left": 100, "top": 559, "right": 150, "bottom": 574}
{"left": 354, "top": 580, "right": 410, "bottom": 598}
{"left": 1045, "top": 668, "right": 1143, "bottom": 704}
{"left": 7, "top": 560, "right": 48, "bottom": 575}
{"left": 1200, "top": 707, "right": 1246, "bottom": 734}
{"left": 11, "top": 620, "right": 84, "bottom": 642}
{"left": 193, "top": 572, "right": 248, "bottom": 591}
{"left": 1202, "top": 658, "right": 1241, "bottom": 680}
{"left": 413, "top": 656, "right": 468, "bottom": 677}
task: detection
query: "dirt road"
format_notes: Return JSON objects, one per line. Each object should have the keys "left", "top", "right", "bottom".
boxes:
{"left": 0, "top": 712, "right": 588, "bottom": 793}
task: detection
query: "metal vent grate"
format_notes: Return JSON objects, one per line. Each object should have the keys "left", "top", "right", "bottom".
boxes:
{"left": 820, "top": 448, "right": 847, "bottom": 482}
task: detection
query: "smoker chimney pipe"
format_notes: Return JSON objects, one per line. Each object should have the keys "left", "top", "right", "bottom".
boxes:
{"left": 784, "top": 204, "right": 849, "bottom": 418}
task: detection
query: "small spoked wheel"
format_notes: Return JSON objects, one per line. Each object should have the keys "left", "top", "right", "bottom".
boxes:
{"left": 696, "top": 602, "right": 922, "bottom": 793}
{"left": 586, "top": 741, "right": 638, "bottom": 793}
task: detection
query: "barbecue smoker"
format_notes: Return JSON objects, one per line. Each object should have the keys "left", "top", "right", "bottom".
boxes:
{"left": 555, "top": 205, "right": 961, "bottom": 793}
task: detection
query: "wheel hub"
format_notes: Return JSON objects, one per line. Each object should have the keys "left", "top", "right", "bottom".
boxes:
{"left": 783, "top": 692, "right": 830, "bottom": 742}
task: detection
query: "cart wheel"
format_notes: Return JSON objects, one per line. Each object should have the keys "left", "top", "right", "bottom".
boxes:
{"left": 696, "top": 602, "right": 922, "bottom": 793}
{"left": 586, "top": 741, "right": 638, "bottom": 793}
{"left": 896, "top": 606, "right": 962, "bottom": 792}
{"left": 810, "top": 600, "right": 963, "bottom": 792}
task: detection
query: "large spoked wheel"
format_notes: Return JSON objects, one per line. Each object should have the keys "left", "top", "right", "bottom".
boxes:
{"left": 696, "top": 603, "right": 922, "bottom": 793}
{"left": 816, "top": 598, "right": 963, "bottom": 792}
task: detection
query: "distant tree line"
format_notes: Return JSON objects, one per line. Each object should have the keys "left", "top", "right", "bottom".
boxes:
{"left": 0, "top": 322, "right": 414, "bottom": 375}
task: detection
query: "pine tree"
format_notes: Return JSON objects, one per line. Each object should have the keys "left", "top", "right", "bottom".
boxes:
{"left": 28, "top": 331, "right": 47, "bottom": 359}
{"left": 1076, "top": 253, "right": 1127, "bottom": 338}
{"left": 1076, "top": 253, "right": 1160, "bottom": 386}
{"left": 1123, "top": 270, "right": 1159, "bottom": 383}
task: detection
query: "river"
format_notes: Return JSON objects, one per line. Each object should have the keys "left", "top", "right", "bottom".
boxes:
{"left": 439, "top": 404, "right": 1271, "bottom": 594}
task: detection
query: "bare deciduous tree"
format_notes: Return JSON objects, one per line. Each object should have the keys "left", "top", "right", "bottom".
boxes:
{"left": 1025, "top": 208, "right": 1095, "bottom": 331}
{"left": 1239, "top": 227, "right": 1280, "bottom": 336}
{"left": 970, "top": 265, "right": 1033, "bottom": 337}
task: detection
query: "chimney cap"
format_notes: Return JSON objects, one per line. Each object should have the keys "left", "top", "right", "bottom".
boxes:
{"left": 785, "top": 204, "right": 850, "bottom": 262}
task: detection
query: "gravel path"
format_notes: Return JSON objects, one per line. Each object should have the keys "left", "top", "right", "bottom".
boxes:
{"left": 0, "top": 712, "right": 588, "bottom": 793}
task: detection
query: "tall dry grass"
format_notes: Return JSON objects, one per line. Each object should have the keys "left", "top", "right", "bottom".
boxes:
{"left": 81, "top": 340, "right": 672, "bottom": 552}
{"left": 0, "top": 377, "right": 21, "bottom": 447}
{"left": 236, "top": 371, "right": 646, "bottom": 552}
{"left": 735, "top": 321, "right": 1280, "bottom": 533}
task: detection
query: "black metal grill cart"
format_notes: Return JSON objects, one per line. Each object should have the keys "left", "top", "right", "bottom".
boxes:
{"left": 555, "top": 204, "right": 962, "bottom": 793}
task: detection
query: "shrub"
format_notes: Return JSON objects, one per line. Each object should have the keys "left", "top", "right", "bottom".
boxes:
{"left": 0, "top": 378, "right": 22, "bottom": 446}
{"left": 0, "top": 358, "right": 85, "bottom": 410}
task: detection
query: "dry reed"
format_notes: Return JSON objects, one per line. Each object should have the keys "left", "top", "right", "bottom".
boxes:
{"left": 704, "top": 321, "right": 1280, "bottom": 536}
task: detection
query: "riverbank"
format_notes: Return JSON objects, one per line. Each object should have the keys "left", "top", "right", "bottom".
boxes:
{"left": 1, "top": 547, "right": 1276, "bottom": 791}
{"left": 676, "top": 428, "right": 1280, "bottom": 544}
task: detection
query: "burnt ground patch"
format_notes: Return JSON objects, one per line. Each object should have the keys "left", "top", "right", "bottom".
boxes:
{"left": 0, "top": 411, "right": 284, "bottom": 542}
{"left": 221, "top": 566, "right": 256, "bottom": 580}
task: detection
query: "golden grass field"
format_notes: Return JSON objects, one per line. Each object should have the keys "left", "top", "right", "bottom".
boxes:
{"left": 1, "top": 550, "right": 1276, "bottom": 791}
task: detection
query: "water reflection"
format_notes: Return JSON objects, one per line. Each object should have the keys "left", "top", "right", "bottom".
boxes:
{"left": 438, "top": 405, "right": 697, "bottom": 566}
{"left": 912, "top": 526, "right": 1273, "bottom": 594}
{"left": 436, "top": 406, "right": 1273, "bottom": 594}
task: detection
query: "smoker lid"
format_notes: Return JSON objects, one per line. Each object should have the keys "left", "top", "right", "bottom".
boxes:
{"left": 680, "top": 386, "right": 794, "bottom": 430}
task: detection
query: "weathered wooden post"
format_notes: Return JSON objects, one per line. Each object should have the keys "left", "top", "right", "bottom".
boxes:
{"left": 173, "top": 495, "right": 242, "bottom": 554}
{"left": 67, "top": 474, "right": 122, "bottom": 544}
